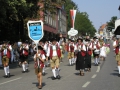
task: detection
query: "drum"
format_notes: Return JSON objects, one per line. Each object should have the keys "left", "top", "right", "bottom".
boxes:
{"left": 94, "top": 49, "right": 100, "bottom": 54}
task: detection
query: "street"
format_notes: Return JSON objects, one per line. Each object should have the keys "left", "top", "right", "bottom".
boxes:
{"left": 0, "top": 46, "right": 120, "bottom": 90}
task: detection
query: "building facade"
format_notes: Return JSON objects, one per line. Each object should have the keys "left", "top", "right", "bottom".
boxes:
{"left": 38, "top": 1, "right": 67, "bottom": 40}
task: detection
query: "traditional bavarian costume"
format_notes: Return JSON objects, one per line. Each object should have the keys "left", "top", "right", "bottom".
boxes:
{"left": 84, "top": 39, "right": 92, "bottom": 72}
{"left": 75, "top": 38, "right": 86, "bottom": 76}
{"left": 66, "top": 39, "right": 75, "bottom": 66}
{"left": 47, "top": 38, "right": 61, "bottom": 80}
{"left": 1, "top": 41, "right": 12, "bottom": 78}
{"left": 19, "top": 41, "right": 29, "bottom": 73}
{"left": 93, "top": 37, "right": 101, "bottom": 66}
{"left": 34, "top": 46, "right": 45, "bottom": 89}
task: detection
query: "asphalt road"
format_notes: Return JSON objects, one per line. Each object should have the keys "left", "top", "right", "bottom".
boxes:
{"left": 0, "top": 46, "right": 119, "bottom": 90}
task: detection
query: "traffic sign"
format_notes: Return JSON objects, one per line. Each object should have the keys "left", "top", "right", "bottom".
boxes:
{"left": 27, "top": 20, "right": 44, "bottom": 44}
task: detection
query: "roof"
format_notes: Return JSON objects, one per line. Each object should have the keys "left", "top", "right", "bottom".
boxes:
{"left": 99, "top": 24, "right": 107, "bottom": 31}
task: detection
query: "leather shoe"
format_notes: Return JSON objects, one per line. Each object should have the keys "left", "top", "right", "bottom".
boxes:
{"left": 4, "top": 75, "right": 8, "bottom": 78}
{"left": 7, "top": 73, "right": 10, "bottom": 78}
{"left": 57, "top": 75, "right": 61, "bottom": 79}
{"left": 52, "top": 77, "right": 56, "bottom": 80}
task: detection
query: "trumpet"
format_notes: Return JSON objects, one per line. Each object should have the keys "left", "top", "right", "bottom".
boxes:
{"left": 2, "top": 45, "right": 8, "bottom": 50}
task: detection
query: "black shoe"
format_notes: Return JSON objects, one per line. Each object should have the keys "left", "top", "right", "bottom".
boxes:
{"left": 57, "top": 75, "right": 61, "bottom": 79}
{"left": 18, "top": 64, "right": 21, "bottom": 68}
{"left": 7, "top": 73, "right": 10, "bottom": 78}
{"left": 26, "top": 69, "right": 29, "bottom": 72}
{"left": 4, "top": 75, "right": 8, "bottom": 78}
{"left": 118, "top": 74, "right": 120, "bottom": 77}
{"left": 42, "top": 72, "right": 45, "bottom": 76}
{"left": 22, "top": 71, "right": 25, "bottom": 73}
{"left": 52, "top": 77, "right": 56, "bottom": 80}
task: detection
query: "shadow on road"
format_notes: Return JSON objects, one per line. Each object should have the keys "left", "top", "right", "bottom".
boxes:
{"left": 110, "top": 73, "right": 118, "bottom": 76}
{"left": 32, "top": 82, "right": 46, "bottom": 87}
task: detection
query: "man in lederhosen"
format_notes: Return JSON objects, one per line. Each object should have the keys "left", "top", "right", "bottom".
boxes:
{"left": 1, "top": 41, "right": 12, "bottom": 78}
{"left": 19, "top": 41, "right": 29, "bottom": 73}
{"left": 66, "top": 39, "right": 75, "bottom": 66}
{"left": 93, "top": 37, "right": 101, "bottom": 66}
{"left": 34, "top": 46, "right": 45, "bottom": 89}
{"left": 75, "top": 38, "right": 86, "bottom": 76}
{"left": 47, "top": 38, "right": 61, "bottom": 80}
{"left": 84, "top": 39, "right": 93, "bottom": 72}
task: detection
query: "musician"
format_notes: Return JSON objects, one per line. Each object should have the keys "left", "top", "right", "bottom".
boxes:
{"left": 113, "top": 37, "right": 120, "bottom": 77}
{"left": 47, "top": 38, "right": 61, "bottom": 80}
{"left": 93, "top": 37, "right": 101, "bottom": 66}
{"left": 1, "top": 41, "right": 12, "bottom": 78}
{"left": 66, "top": 39, "right": 75, "bottom": 66}
{"left": 84, "top": 39, "right": 92, "bottom": 72}
{"left": 34, "top": 46, "right": 45, "bottom": 89}
{"left": 19, "top": 41, "right": 29, "bottom": 73}
{"left": 75, "top": 38, "right": 86, "bottom": 76}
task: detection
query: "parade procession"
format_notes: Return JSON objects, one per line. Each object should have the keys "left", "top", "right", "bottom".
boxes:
{"left": 1, "top": 0, "right": 120, "bottom": 90}
{"left": 0, "top": 20, "right": 111, "bottom": 89}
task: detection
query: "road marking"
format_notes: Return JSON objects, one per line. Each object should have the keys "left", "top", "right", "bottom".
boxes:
{"left": 0, "top": 77, "right": 22, "bottom": 85}
{"left": 91, "top": 74, "right": 97, "bottom": 78}
{"left": 82, "top": 81, "right": 90, "bottom": 88}
{"left": 96, "top": 66, "right": 100, "bottom": 72}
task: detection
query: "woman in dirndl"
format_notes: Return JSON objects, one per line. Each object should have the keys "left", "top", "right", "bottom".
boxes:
{"left": 84, "top": 39, "right": 92, "bottom": 72}
{"left": 76, "top": 38, "right": 86, "bottom": 76}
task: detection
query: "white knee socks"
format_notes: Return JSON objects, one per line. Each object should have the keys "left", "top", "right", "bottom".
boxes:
{"left": 52, "top": 69, "right": 56, "bottom": 78}
{"left": 118, "top": 66, "right": 120, "bottom": 74}
{"left": 69, "top": 59, "right": 71, "bottom": 65}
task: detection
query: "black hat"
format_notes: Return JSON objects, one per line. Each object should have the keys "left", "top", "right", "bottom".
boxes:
{"left": 77, "top": 38, "right": 83, "bottom": 42}
{"left": 38, "top": 46, "right": 43, "bottom": 50}
{"left": 85, "top": 39, "right": 90, "bottom": 42}
{"left": 93, "top": 37, "right": 97, "bottom": 39}
{"left": 51, "top": 38, "right": 57, "bottom": 42}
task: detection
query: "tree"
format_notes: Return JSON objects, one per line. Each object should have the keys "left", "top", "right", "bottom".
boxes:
{"left": 107, "top": 16, "right": 117, "bottom": 29}
{"left": 0, "top": 0, "right": 66, "bottom": 41}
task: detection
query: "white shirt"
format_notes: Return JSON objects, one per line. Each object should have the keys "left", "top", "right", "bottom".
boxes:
{"left": 47, "top": 44, "right": 58, "bottom": 57}
{"left": 77, "top": 44, "right": 86, "bottom": 51}
{"left": 93, "top": 41, "right": 100, "bottom": 49}
{"left": 22, "top": 44, "right": 29, "bottom": 54}
{"left": 34, "top": 53, "right": 45, "bottom": 66}
{"left": 113, "top": 41, "right": 117, "bottom": 47}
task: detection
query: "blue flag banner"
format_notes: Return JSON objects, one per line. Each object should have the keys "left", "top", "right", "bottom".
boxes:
{"left": 27, "top": 20, "right": 44, "bottom": 44}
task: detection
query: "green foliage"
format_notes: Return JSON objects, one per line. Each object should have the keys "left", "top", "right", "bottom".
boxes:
{"left": 107, "top": 16, "right": 117, "bottom": 31}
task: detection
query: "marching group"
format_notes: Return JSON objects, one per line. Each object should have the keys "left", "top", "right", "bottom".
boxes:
{"left": 0, "top": 36, "right": 110, "bottom": 89}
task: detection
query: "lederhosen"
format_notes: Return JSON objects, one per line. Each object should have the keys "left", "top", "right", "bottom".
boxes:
{"left": 67, "top": 43, "right": 74, "bottom": 59}
{"left": 2, "top": 45, "right": 11, "bottom": 64}
{"left": 34, "top": 54, "right": 44, "bottom": 74}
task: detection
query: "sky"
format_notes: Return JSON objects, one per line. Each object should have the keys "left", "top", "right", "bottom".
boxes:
{"left": 73, "top": 0, "right": 120, "bottom": 30}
